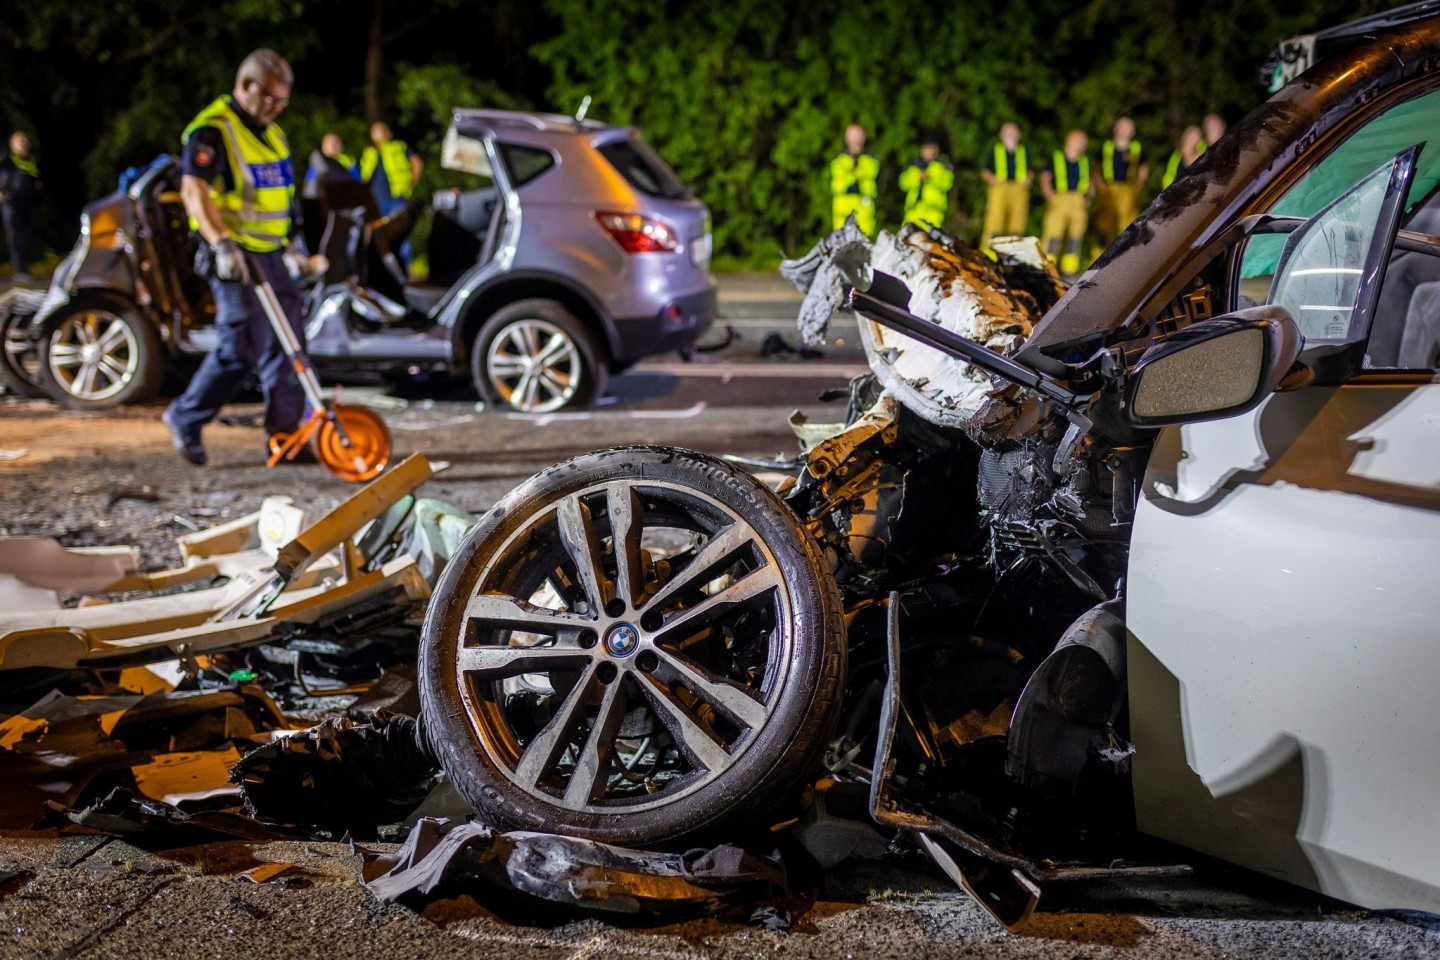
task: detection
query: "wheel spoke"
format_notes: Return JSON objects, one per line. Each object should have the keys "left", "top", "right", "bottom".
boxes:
{"left": 513, "top": 660, "right": 599, "bottom": 792}
{"left": 49, "top": 343, "right": 84, "bottom": 368}
{"left": 643, "top": 522, "right": 760, "bottom": 614}
{"left": 606, "top": 483, "right": 642, "bottom": 610}
{"left": 465, "top": 591, "right": 594, "bottom": 632}
{"left": 521, "top": 322, "right": 542, "bottom": 358}
{"left": 455, "top": 641, "right": 591, "bottom": 678}
{"left": 652, "top": 646, "right": 768, "bottom": 731}
{"left": 97, "top": 320, "right": 129, "bottom": 352}
{"left": 562, "top": 675, "right": 629, "bottom": 808}
{"left": 519, "top": 371, "right": 540, "bottom": 410}
{"left": 76, "top": 362, "right": 98, "bottom": 396}
{"left": 556, "top": 495, "right": 608, "bottom": 615}
{"left": 97, "top": 354, "right": 129, "bottom": 382}
{"left": 636, "top": 671, "right": 731, "bottom": 772}
{"left": 74, "top": 317, "right": 96, "bottom": 347}
{"left": 536, "top": 332, "right": 570, "bottom": 364}
{"left": 490, "top": 356, "right": 527, "bottom": 378}
{"left": 652, "top": 565, "right": 782, "bottom": 643}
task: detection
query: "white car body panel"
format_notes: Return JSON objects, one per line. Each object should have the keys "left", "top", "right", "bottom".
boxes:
{"left": 1127, "top": 379, "right": 1440, "bottom": 911}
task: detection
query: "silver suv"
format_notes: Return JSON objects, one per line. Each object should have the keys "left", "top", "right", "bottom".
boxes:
{"left": 305, "top": 109, "right": 716, "bottom": 412}
{"left": 8, "top": 109, "right": 715, "bottom": 413}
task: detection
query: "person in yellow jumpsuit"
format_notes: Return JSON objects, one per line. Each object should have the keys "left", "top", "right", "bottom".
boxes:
{"left": 899, "top": 132, "right": 954, "bottom": 230}
{"left": 1093, "top": 116, "right": 1147, "bottom": 255}
{"left": 1040, "top": 130, "right": 1091, "bottom": 276}
{"left": 980, "top": 122, "right": 1030, "bottom": 250}
{"left": 830, "top": 123, "right": 879, "bottom": 237}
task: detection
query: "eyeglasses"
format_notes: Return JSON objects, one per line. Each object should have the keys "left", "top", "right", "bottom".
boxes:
{"left": 246, "top": 77, "right": 290, "bottom": 110}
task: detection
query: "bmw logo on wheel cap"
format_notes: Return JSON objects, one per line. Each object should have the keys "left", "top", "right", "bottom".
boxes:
{"left": 605, "top": 623, "right": 640, "bottom": 658}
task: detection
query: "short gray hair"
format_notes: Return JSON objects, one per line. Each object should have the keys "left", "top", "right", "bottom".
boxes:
{"left": 236, "top": 49, "right": 293, "bottom": 88}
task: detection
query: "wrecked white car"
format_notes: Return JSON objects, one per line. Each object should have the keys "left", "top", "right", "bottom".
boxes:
{"left": 416, "top": 11, "right": 1440, "bottom": 930}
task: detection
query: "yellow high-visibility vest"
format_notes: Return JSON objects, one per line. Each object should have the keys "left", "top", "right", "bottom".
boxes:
{"left": 8, "top": 153, "right": 38, "bottom": 179}
{"left": 182, "top": 96, "right": 294, "bottom": 253}
{"left": 992, "top": 143, "right": 1027, "bottom": 182}
{"left": 360, "top": 140, "right": 414, "bottom": 199}
{"left": 1051, "top": 151, "right": 1089, "bottom": 193}
{"left": 1102, "top": 139, "right": 1142, "bottom": 184}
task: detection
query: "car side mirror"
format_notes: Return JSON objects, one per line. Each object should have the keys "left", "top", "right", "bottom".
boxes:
{"left": 1124, "top": 305, "right": 1303, "bottom": 428}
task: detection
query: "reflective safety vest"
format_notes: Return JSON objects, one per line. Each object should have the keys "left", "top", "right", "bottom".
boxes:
{"left": 991, "top": 143, "right": 1027, "bottom": 182}
{"left": 336, "top": 153, "right": 355, "bottom": 174}
{"left": 360, "top": 140, "right": 414, "bottom": 199}
{"left": 1163, "top": 151, "right": 1197, "bottom": 189}
{"left": 1050, "top": 151, "right": 1089, "bottom": 194}
{"left": 8, "top": 152, "right": 38, "bottom": 179}
{"left": 182, "top": 96, "right": 294, "bottom": 253}
{"left": 830, "top": 150, "right": 880, "bottom": 235}
{"left": 899, "top": 157, "right": 955, "bottom": 227}
{"left": 1102, "top": 139, "right": 1142, "bottom": 184}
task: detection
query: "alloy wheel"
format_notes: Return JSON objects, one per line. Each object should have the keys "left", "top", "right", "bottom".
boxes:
{"left": 485, "top": 317, "right": 583, "bottom": 413}
{"left": 45, "top": 308, "right": 140, "bottom": 403}
{"left": 452, "top": 478, "right": 792, "bottom": 814}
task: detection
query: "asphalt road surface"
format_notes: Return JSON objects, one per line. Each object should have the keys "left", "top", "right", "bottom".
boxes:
{"left": 1, "top": 277, "right": 1438, "bottom": 958}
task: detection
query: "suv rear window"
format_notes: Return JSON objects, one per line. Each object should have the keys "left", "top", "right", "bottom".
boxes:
{"left": 498, "top": 143, "right": 556, "bottom": 188}
{"left": 598, "top": 139, "right": 692, "bottom": 200}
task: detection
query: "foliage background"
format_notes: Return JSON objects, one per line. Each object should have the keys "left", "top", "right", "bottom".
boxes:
{"left": 0, "top": 0, "right": 1409, "bottom": 267}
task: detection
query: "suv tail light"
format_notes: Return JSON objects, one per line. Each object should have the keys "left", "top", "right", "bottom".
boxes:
{"left": 595, "top": 212, "right": 679, "bottom": 253}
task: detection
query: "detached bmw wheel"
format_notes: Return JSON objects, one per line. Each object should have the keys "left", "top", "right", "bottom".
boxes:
{"left": 472, "top": 299, "right": 605, "bottom": 413}
{"left": 37, "top": 294, "right": 163, "bottom": 409}
{"left": 420, "top": 446, "right": 844, "bottom": 845}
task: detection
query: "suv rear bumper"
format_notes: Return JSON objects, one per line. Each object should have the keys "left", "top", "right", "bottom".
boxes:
{"left": 610, "top": 286, "right": 716, "bottom": 364}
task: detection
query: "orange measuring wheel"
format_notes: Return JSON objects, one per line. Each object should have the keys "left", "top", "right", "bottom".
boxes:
{"left": 310, "top": 403, "right": 391, "bottom": 483}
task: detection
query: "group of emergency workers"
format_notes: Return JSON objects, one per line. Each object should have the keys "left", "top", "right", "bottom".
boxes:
{"left": 829, "top": 112, "right": 1227, "bottom": 277}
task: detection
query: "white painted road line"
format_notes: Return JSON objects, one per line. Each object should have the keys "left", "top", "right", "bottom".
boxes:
{"left": 716, "top": 317, "right": 860, "bottom": 330}
{"left": 505, "top": 401, "right": 709, "bottom": 426}
{"left": 630, "top": 361, "right": 868, "bottom": 378}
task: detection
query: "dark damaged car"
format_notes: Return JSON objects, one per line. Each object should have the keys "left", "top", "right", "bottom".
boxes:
{"left": 414, "top": 8, "right": 1440, "bottom": 929}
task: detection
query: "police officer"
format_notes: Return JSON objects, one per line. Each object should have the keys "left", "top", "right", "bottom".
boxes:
{"left": 360, "top": 121, "right": 422, "bottom": 218}
{"left": 830, "top": 123, "right": 879, "bottom": 237}
{"left": 1040, "top": 130, "right": 1091, "bottom": 276}
{"left": 162, "top": 49, "right": 306, "bottom": 467}
{"left": 0, "top": 131, "right": 42, "bottom": 282}
{"left": 1094, "top": 116, "right": 1147, "bottom": 252}
{"left": 899, "top": 131, "right": 954, "bottom": 229}
{"left": 980, "top": 122, "right": 1030, "bottom": 250}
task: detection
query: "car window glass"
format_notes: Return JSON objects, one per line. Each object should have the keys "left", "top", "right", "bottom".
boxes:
{"left": 1266, "top": 158, "right": 1397, "bottom": 343}
{"left": 498, "top": 143, "right": 556, "bottom": 188}
{"left": 597, "top": 139, "right": 692, "bottom": 200}
{"left": 1240, "top": 85, "right": 1440, "bottom": 287}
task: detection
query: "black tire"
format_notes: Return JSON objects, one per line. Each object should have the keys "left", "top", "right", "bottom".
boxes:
{"left": 420, "top": 445, "right": 845, "bottom": 846}
{"left": 0, "top": 307, "right": 47, "bottom": 398}
{"left": 471, "top": 298, "right": 605, "bottom": 412}
{"left": 37, "top": 294, "right": 164, "bottom": 409}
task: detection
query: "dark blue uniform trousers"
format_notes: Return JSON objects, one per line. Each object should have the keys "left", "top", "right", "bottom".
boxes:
{"left": 166, "top": 250, "right": 305, "bottom": 443}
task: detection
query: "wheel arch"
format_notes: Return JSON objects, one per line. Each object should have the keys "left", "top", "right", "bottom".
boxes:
{"left": 453, "top": 271, "right": 617, "bottom": 371}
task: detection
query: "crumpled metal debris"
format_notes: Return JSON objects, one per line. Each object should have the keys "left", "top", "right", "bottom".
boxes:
{"left": 780, "top": 215, "right": 871, "bottom": 347}
{"left": 232, "top": 712, "right": 438, "bottom": 836}
{"left": 365, "top": 817, "right": 816, "bottom": 929}
{"left": 782, "top": 223, "right": 1064, "bottom": 430}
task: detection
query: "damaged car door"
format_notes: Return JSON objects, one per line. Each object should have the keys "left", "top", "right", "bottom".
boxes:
{"left": 1128, "top": 144, "right": 1440, "bottom": 912}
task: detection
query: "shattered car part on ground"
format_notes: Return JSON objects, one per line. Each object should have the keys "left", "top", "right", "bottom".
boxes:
{"left": 364, "top": 817, "right": 818, "bottom": 929}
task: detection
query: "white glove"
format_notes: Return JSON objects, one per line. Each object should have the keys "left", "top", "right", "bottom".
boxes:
{"left": 212, "top": 237, "right": 252, "bottom": 284}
